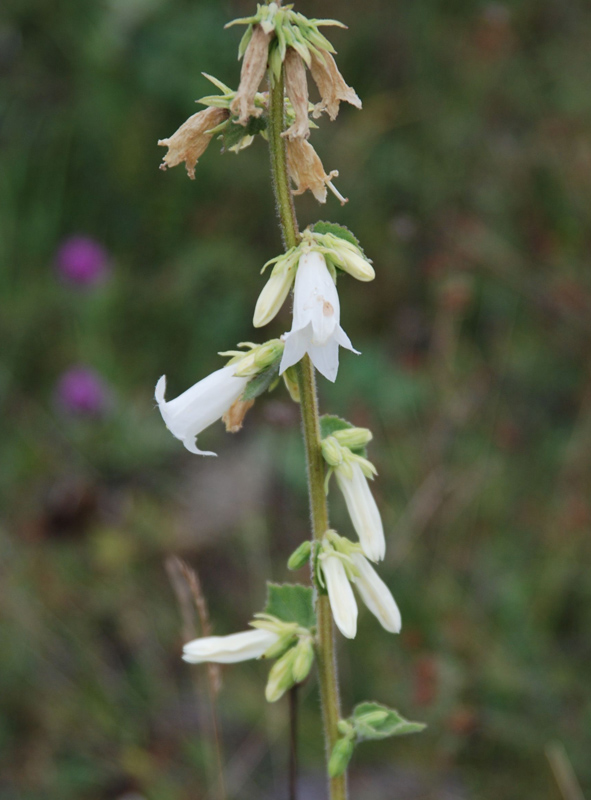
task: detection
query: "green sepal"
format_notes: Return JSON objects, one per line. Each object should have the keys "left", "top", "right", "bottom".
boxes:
{"left": 319, "top": 415, "right": 367, "bottom": 458}
{"left": 311, "top": 221, "right": 363, "bottom": 252}
{"left": 351, "top": 702, "right": 426, "bottom": 741}
{"left": 287, "top": 540, "right": 312, "bottom": 570}
{"left": 222, "top": 116, "right": 267, "bottom": 151}
{"left": 264, "top": 582, "right": 316, "bottom": 630}
{"left": 238, "top": 24, "right": 254, "bottom": 59}
{"left": 241, "top": 358, "right": 281, "bottom": 402}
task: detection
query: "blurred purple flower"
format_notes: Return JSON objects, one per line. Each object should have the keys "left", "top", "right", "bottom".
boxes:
{"left": 55, "top": 236, "right": 109, "bottom": 286}
{"left": 56, "top": 367, "right": 110, "bottom": 417}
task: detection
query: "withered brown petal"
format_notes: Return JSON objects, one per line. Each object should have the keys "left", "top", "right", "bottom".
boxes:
{"left": 309, "top": 50, "right": 361, "bottom": 121}
{"left": 282, "top": 48, "right": 310, "bottom": 140}
{"left": 158, "top": 107, "right": 229, "bottom": 179}
{"left": 222, "top": 397, "right": 255, "bottom": 433}
{"left": 230, "top": 25, "right": 272, "bottom": 125}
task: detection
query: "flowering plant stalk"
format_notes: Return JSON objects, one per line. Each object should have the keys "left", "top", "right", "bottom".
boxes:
{"left": 155, "top": 3, "right": 424, "bottom": 797}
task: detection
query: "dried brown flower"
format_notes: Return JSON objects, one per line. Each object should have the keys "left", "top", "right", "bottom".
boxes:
{"left": 158, "top": 106, "right": 229, "bottom": 179}
{"left": 222, "top": 397, "right": 255, "bottom": 433}
{"left": 230, "top": 25, "right": 272, "bottom": 125}
{"left": 282, "top": 47, "right": 310, "bottom": 140}
{"left": 286, "top": 139, "right": 347, "bottom": 205}
{"left": 309, "top": 50, "right": 362, "bottom": 121}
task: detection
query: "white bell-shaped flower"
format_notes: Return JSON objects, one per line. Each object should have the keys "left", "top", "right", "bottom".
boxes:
{"left": 321, "top": 553, "right": 358, "bottom": 639}
{"left": 182, "top": 628, "right": 279, "bottom": 664}
{"left": 279, "top": 250, "right": 359, "bottom": 382}
{"left": 335, "top": 460, "right": 386, "bottom": 562}
{"left": 155, "top": 365, "right": 249, "bottom": 456}
{"left": 351, "top": 553, "right": 401, "bottom": 634}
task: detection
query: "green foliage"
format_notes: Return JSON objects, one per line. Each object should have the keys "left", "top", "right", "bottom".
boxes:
{"left": 311, "top": 221, "right": 363, "bottom": 251}
{"left": 222, "top": 115, "right": 267, "bottom": 151}
{"left": 351, "top": 702, "right": 425, "bottom": 740}
{"left": 264, "top": 583, "right": 316, "bottom": 630}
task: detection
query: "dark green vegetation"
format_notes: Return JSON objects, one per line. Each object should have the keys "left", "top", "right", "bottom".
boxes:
{"left": 1, "top": 0, "right": 590, "bottom": 798}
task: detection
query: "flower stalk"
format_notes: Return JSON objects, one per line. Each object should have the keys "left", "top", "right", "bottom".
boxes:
{"left": 267, "top": 70, "right": 348, "bottom": 800}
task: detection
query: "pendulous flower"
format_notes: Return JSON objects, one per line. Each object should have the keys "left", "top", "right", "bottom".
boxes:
{"left": 286, "top": 138, "right": 347, "bottom": 205}
{"left": 319, "top": 533, "right": 401, "bottom": 638}
{"left": 279, "top": 250, "right": 359, "bottom": 383}
{"left": 335, "top": 459, "right": 385, "bottom": 562}
{"left": 155, "top": 365, "right": 249, "bottom": 456}
{"left": 309, "top": 50, "right": 362, "bottom": 121}
{"left": 321, "top": 550, "right": 358, "bottom": 639}
{"left": 158, "top": 106, "right": 230, "bottom": 179}
{"left": 183, "top": 628, "right": 279, "bottom": 664}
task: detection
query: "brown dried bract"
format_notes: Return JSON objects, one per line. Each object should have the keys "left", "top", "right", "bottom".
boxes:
{"left": 158, "top": 106, "right": 229, "bottom": 179}
{"left": 222, "top": 397, "right": 255, "bottom": 433}
{"left": 309, "top": 50, "right": 362, "bottom": 121}
{"left": 230, "top": 25, "right": 272, "bottom": 125}
{"left": 282, "top": 48, "right": 310, "bottom": 140}
{"left": 286, "top": 139, "right": 347, "bottom": 205}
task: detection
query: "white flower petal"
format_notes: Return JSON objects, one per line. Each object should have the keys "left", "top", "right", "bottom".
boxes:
{"left": 351, "top": 553, "right": 401, "bottom": 633}
{"left": 156, "top": 365, "right": 249, "bottom": 455}
{"left": 182, "top": 628, "right": 279, "bottom": 664}
{"left": 322, "top": 554, "right": 358, "bottom": 639}
{"left": 308, "top": 338, "right": 340, "bottom": 382}
{"left": 280, "top": 325, "right": 311, "bottom": 374}
{"left": 335, "top": 461, "right": 385, "bottom": 561}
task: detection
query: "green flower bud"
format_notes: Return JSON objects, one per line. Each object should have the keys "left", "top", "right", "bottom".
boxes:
{"left": 328, "top": 735, "right": 355, "bottom": 778}
{"left": 333, "top": 427, "right": 373, "bottom": 450}
{"left": 283, "top": 366, "right": 300, "bottom": 403}
{"left": 321, "top": 435, "right": 344, "bottom": 467}
{"left": 291, "top": 638, "right": 314, "bottom": 683}
{"left": 261, "top": 631, "right": 298, "bottom": 660}
{"left": 287, "top": 540, "right": 312, "bottom": 570}
{"left": 354, "top": 710, "right": 389, "bottom": 727}
{"left": 233, "top": 339, "right": 284, "bottom": 377}
{"left": 265, "top": 648, "right": 297, "bottom": 703}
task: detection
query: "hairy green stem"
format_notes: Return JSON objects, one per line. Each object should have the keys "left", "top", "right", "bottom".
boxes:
{"left": 267, "top": 71, "right": 348, "bottom": 800}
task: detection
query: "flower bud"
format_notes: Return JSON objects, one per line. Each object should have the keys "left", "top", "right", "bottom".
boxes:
{"left": 287, "top": 540, "right": 312, "bottom": 570}
{"left": 333, "top": 427, "right": 373, "bottom": 450}
{"left": 328, "top": 735, "right": 355, "bottom": 778}
{"left": 328, "top": 241, "right": 375, "bottom": 282}
{"left": 354, "top": 710, "right": 389, "bottom": 727}
{"left": 232, "top": 339, "right": 284, "bottom": 377}
{"left": 291, "top": 638, "right": 314, "bottom": 683}
{"left": 283, "top": 366, "right": 300, "bottom": 403}
{"left": 261, "top": 631, "right": 298, "bottom": 661}
{"left": 265, "top": 648, "right": 297, "bottom": 703}
{"left": 321, "top": 435, "right": 344, "bottom": 467}
{"left": 253, "top": 255, "right": 299, "bottom": 328}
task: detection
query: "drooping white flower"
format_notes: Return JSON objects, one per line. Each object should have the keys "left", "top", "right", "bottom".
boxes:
{"left": 319, "top": 532, "right": 401, "bottom": 639}
{"left": 279, "top": 250, "right": 359, "bottom": 382}
{"left": 182, "top": 628, "right": 279, "bottom": 664}
{"left": 335, "top": 460, "right": 385, "bottom": 562}
{"left": 155, "top": 365, "right": 249, "bottom": 456}
{"left": 351, "top": 553, "right": 401, "bottom": 634}
{"left": 320, "top": 552, "right": 358, "bottom": 639}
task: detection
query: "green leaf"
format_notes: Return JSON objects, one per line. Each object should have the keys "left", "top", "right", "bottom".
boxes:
{"left": 311, "top": 221, "right": 363, "bottom": 251}
{"left": 351, "top": 702, "right": 426, "bottom": 741}
{"left": 241, "top": 358, "right": 281, "bottom": 402}
{"left": 319, "top": 415, "right": 367, "bottom": 457}
{"left": 222, "top": 116, "right": 267, "bottom": 151}
{"left": 264, "top": 583, "right": 316, "bottom": 630}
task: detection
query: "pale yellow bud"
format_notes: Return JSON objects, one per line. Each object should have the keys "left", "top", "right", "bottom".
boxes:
{"left": 231, "top": 25, "right": 272, "bottom": 125}
{"left": 286, "top": 139, "right": 347, "bottom": 205}
{"left": 253, "top": 261, "right": 297, "bottom": 328}
{"left": 265, "top": 648, "right": 297, "bottom": 703}
{"left": 282, "top": 48, "right": 310, "bottom": 141}
{"left": 309, "top": 50, "right": 362, "bottom": 121}
{"left": 158, "top": 106, "right": 229, "bottom": 179}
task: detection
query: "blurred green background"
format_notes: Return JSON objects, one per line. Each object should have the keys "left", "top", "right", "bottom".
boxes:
{"left": 2, "top": 0, "right": 591, "bottom": 798}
